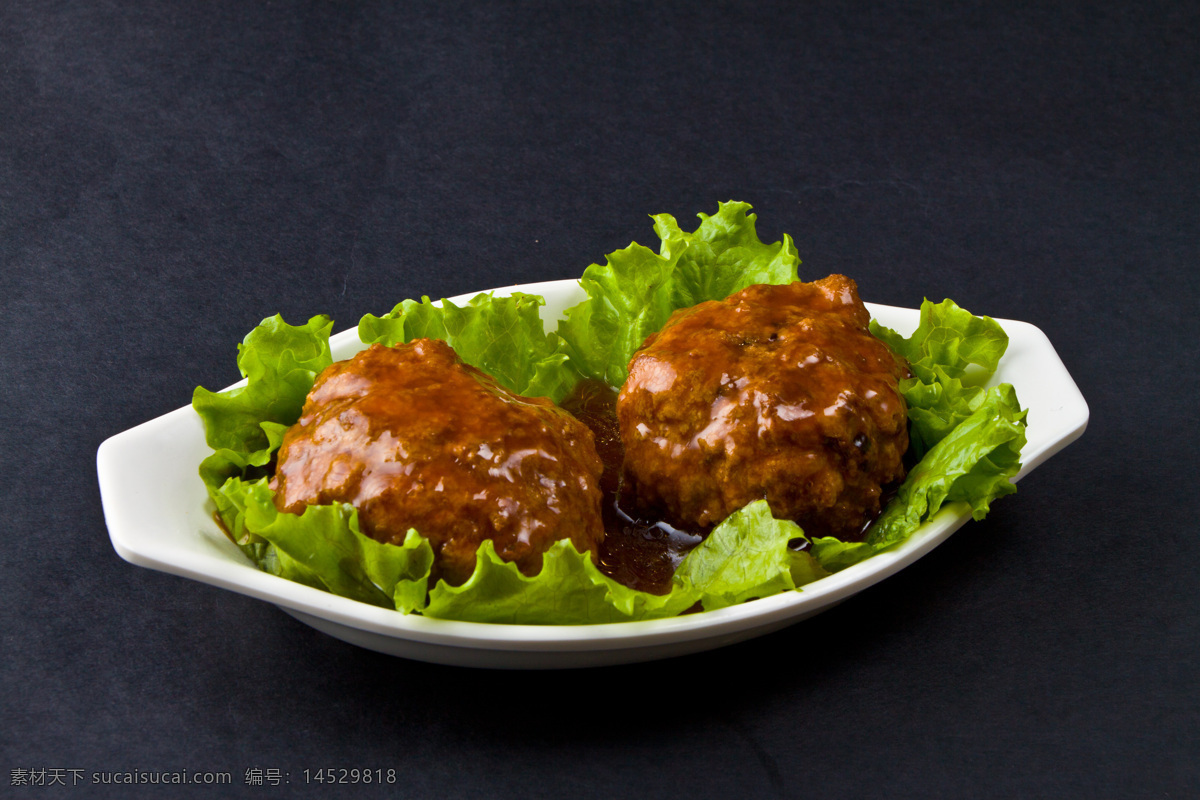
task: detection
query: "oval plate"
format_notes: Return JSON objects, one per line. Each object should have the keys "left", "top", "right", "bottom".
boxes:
{"left": 97, "top": 279, "right": 1089, "bottom": 669}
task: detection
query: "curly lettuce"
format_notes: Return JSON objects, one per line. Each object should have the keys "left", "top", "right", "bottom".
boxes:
{"left": 871, "top": 299, "right": 1012, "bottom": 458}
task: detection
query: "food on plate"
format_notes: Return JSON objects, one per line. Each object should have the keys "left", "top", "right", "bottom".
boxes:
{"left": 617, "top": 275, "right": 910, "bottom": 538}
{"left": 194, "top": 201, "right": 1028, "bottom": 624}
{"left": 270, "top": 338, "right": 604, "bottom": 586}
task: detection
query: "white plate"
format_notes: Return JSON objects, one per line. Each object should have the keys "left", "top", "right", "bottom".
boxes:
{"left": 97, "top": 279, "right": 1089, "bottom": 669}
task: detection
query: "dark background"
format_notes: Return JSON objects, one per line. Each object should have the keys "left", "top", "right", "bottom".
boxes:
{"left": 3, "top": 1, "right": 1197, "bottom": 797}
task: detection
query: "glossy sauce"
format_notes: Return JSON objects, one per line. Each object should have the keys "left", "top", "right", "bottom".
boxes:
{"left": 561, "top": 380, "right": 703, "bottom": 594}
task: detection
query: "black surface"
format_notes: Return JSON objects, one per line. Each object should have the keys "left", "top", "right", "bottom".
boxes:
{"left": 3, "top": 2, "right": 1197, "bottom": 797}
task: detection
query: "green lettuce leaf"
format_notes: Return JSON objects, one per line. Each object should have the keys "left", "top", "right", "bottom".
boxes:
{"left": 422, "top": 540, "right": 691, "bottom": 625}
{"left": 193, "top": 314, "right": 333, "bottom": 457}
{"left": 895, "top": 367, "right": 987, "bottom": 457}
{"left": 652, "top": 203, "right": 803, "bottom": 311}
{"left": 870, "top": 298, "right": 1008, "bottom": 384}
{"left": 673, "top": 500, "right": 827, "bottom": 611}
{"left": 557, "top": 201, "right": 800, "bottom": 385}
{"left": 216, "top": 477, "right": 434, "bottom": 611}
{"left": 193, "top": 315, "right": 334, "bottom": 508}
{"left": 809, "top": 537, "right": 878, "bottom": 573}
{"left": 871, "top": 299, "right": 1011, "bottom": 459}
{"left": 358, "top": 291, "right": 580, "bottom": 403}
{"left": 868, "top": 384, "right": 1027, "bottom": 549}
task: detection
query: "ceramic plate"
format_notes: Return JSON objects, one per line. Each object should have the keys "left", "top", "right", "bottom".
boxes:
{"left": 97, "top": 279, "right": 1088, "bottom": 669}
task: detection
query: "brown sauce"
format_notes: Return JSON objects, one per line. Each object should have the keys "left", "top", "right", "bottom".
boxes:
{"left": 562, "top": 379, "right": 704, "bottom": 594}
{"left": 560, "top": 380, "right": 705, "bottom": 593}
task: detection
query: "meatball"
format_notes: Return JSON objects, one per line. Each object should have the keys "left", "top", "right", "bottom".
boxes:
{"left": 270, "top": 339, "right": 605, "bottom": 586}
{"left": 616, "top": 275, "right": 909, "bottom": 539}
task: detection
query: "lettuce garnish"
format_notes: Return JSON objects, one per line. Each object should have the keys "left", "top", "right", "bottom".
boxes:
{"left": 871, "top": 299, "right": 1013, "bottom": 458}
{"left": 557, "top": 201, "right": 800, "bottom": 386}
{"left": 193, "top": 313, "right": 334, "bottom": 553}
{"left": 193, "top": 313, "right": 333, "bottom": 457}
{"left": 217, "top": 477, "right": 432, "bottom": 610}
{"left": 867, "top": 384, "right": 1026, "bottom": 549}
{"left": 194, "top": 202, "right": 1027, "bottom": 624}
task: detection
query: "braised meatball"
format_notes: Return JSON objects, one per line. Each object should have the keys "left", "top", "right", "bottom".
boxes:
{"left": 270, "top": 339, "right": 605, "bottom": 586}
{"left": 616, "top": 275, "right": 909, "bottom": 539}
